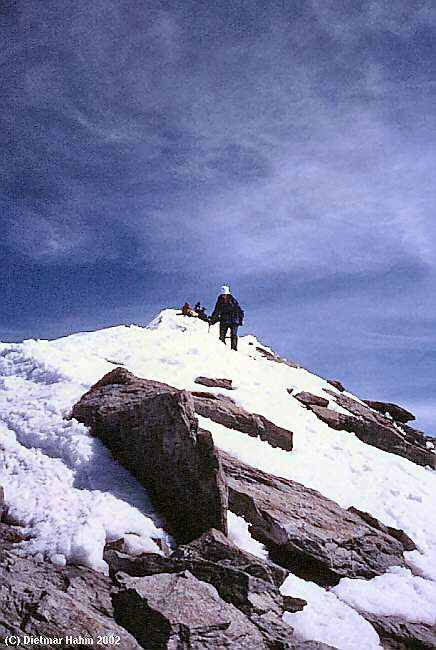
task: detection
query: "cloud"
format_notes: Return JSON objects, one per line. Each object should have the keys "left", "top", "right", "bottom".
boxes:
{"left": 3, "top": 0, "right": 435, "bottom": 284}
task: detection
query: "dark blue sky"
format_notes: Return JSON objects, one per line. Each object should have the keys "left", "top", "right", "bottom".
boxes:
{"left": 2, "top": 1, "right": 436, "bottom": 432}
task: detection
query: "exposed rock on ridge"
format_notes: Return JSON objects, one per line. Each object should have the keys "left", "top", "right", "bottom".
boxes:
{"left": 72, "top": 367, "right": 228, "bottom": 544}
{"left": 192, "top": 391, "right": 294, "bottom": 451}
{"left": 221, "top": 452, "right": 407, "bottom": 586}
{"left": 363, "top": 400, "right": 415, "bottom": 423}
{"left": 301, "top": 389, "right": 435, "bottom": 468}
{"left": 195, "top": 376, "right": 234, "bottom": 390}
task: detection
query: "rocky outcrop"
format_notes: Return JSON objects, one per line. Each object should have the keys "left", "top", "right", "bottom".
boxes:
{"left": 295, "top": 392, "right": 329, "bottom": 408}
{"left": 220, "top": 452, "right": 407, "bottom": 586}
{"left": 347, "top": 507, "right": 416, "bottom": 552}
{"left": 105, "top": 528, "right": 288, "bottom": 608}
{"left": 113, "top": 570, "right": 269, "bottom": 649}
{"left": 363, "top": 614, "right": 436, "bottom": 650}
{"left": 192, "top": 391, "right": 294, "bottom": 452}
{"left": 0, "top": 519, "right": 334, "bottom": 650}
{"left": 363, "top": 400, "right": 415, "bottom": 423}
{"left": 326, "top": 379, "right": 345, "bottom": 392}
{"left": 72, "top": 368, "right": 228, "bottom": 543}
{"left": 306, "top": 390, "right": 435, "bottom": 468}
{"left": 106, "top": 528, "right": 334, "bottom": 649}
{"left": 256, "top": 345, "right": 300, "bottom": 369}
{"left": 195, "top": 376, "right": 234, "bottom": 390}
{"left": 0, "top": 485, "right": 4, "bottom": 521}
{"left": 0, "top": 525, "right": 141, "bottom": 648}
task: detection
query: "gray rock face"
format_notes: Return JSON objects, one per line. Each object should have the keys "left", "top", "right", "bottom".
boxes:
{"left": 112, "top": 569, "right": 334, "bottom": 650}
{"left": 220, "top": 452, "right": 406, "bottom": 586}
{"left": 105, "top": 528, "right": 335, "bottom": 649}
{"left": 112, "top": 570, "right": 270, "bottom": 649}
{"left": 363, "top": 400, "right": 415, "bottom": 424}
{"left": 256, "top": 346, "right": 300, "bottom": 369}
{"left": 307, "top": 391, "right": 435, "bottom": 468}
{"left": 294, "top": 392, "right": 329, "bottom": 408}
{"left": 0, "top": 485, "right": 4, "bottom": 521}
{"left": 363, "top": 614, "right": 436, "bottom": 650}
{"left": 0, "top": 521, "right": 331, "bottom": 650}
{"left": 192, "top": 391, "right": 294, "bottom": 452}
{"left": 72, "top": 368, "right": 228, "bottom": 543}
{"left": 347, "top": 507, "right": 416, "bottom": 552}
{"left": 195, "top": 376, "right": 234, "bottom": 390}
{"left": 0, "top": 527, "right": 141, "bottom": 648}
{"left": 105, "top": 528, "right": 294, "bottom": 648}
{"left": 326, "top": 379, "right": 345, "bottom": 392}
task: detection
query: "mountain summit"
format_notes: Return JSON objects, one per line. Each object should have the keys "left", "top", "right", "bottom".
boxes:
{"left": 0, "top": 309, "right": 435, "bottom": 649}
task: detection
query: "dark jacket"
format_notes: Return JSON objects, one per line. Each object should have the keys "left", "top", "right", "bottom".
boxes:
{"left": 210, "top": 295, "right": 244, "bottom": 326}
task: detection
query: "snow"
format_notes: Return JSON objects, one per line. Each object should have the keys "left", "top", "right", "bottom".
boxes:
{"left": 281, "top": 573, "right": 382, "bottom": 650}
{"left": 1, "top": 308, "right": 435, "bottom": 647}
{"left": 333, "top": 566, "right": 436, "bottom": 625}
{"left": 227, "top": 511, "right": 269, "bottom": 560}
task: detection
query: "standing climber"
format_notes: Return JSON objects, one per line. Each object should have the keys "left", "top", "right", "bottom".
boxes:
{"left": 209, "top": 285, "right": 244, "bottom": 351}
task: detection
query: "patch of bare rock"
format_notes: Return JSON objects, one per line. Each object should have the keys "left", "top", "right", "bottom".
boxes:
{"left": 71, "top": 367, "right": 228, "bottom": 543}
{"left": 363, "top": 614, "right": 436, "bottom": 650}
{"left": 221, "top": 452, "right": 407, "bottom": 586}
{"left": 255, "top": 345, "right": 300, "bottom": 369}
{"left": 296, "top": 387, "right": 434, "bottom": 468}
{"left": 192, "top": 390, "right": 294, "bottom": 451}
{"left": 194, "top": 376, "right": 234, "bottom": 390}
{"left": 0, "top": 487, "right": 333, "bottom": 650}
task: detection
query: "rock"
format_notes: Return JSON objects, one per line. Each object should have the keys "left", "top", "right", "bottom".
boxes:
{"left": 192, "top": 392, "right": 293, "bottom": 452}
{"left": 363, "top": 614, "right": 436, "bottom": 650}
{"left": 195, "top": 376, "right": 234, "bottom": 390}
{"left": 0, "top": 485, "right": 4, "bottom": 522}
{"left": 309, "top": 405, "right": 348, "bottom": 430}
{"left": 363, "top": 400, "right": 415, "bottom": 423}
{"left": 295, "top": 392, "right": 329, "bottom": 408}
{"left": 72, "top": 368, "right": 228, "bottom": 544}
{"left": 105, "top": 529, "right": 317, "bottom": 648}
{"left": 283, "top": 596, "right": 307, "bottom": 613}
{"left": 0, "top": 526, "right": 141, "bottom": 648}
{"left": 220, "top": 451, "right": 406, "bottom": 586}
{"left": 309, "top": 393, "right": 435, "bottom": 469}
{"left": 112, "top": 570, "right": 270, "bottom": 649}
{"left": 347, "top": 507, "right": 416, "bottom": 552}
{"left": 105, "top": 548, "right": 282, "bottom": 619}
{"left": 174, "top": 527, "right": 287, "bottom": 587}
{"left": 256, "top": 346, "right": 300, "bottom": 369}
{"left": 326, "top": 379, "right": 345, "bottom": 392}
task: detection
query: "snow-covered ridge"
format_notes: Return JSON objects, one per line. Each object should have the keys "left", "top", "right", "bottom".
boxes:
{"left": 1, "top": 309, "right": 435, "bottom": 649}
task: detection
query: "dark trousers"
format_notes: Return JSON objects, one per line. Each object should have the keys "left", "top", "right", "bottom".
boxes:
{"left": 219, "top": 323, "right": 239, "bottom": 350}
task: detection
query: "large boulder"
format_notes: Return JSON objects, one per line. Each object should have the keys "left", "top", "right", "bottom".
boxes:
{"left": 195, "top": 376, "right": 234, "bottom": 390}
{"left": 0, "top": 485, "right": 4, "bottom": 522}
{"left": 104, "top": 529, "right": 340, "bottom": 648}
{"left": 192, "top": 391, "right": 293, "bottom": 452}
{"left": 326, "top": 379, "right": 346, "bottom": 392}
{"left": 347, "top": 507, "right": 416, "bottom": 552}
{"left": 72, "top": 368, "right": 228, "bottom": 544}
{"left": 112, "top": 570, "right": 270, "bottom": 649}
{"left": 294, "top": 392, "right": 329, "bottom": 408}
{"left": 0, "top": 525, "right": 141, "bottom": 648}
{"left": 363, "top": 400, "right": 415, "bottom": 424}
{"left": 255, "top": 345, "right": 300, "bottom": 369}
{"left": 308, "top": 391, "right": 435, "bottom": 469}
{"left": 220, "top": 452, "right": 407, "bottom": 586}
{"left": 112, "top": 569, "right": 334, "bottom": 650}
{"left": 363, "top": 614, "right": 436, "bottom": 650}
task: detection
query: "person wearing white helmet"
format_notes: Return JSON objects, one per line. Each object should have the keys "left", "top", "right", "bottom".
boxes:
{"left": 209, "top": 285, "right": 244, "bottom": 351}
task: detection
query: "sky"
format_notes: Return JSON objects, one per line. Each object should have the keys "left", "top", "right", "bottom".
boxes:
{"left": 2, "top": 0, "right": 436, "bottom": 432}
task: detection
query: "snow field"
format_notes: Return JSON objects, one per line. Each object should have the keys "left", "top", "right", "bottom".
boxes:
{"left": 1, "top": 309, "right": 435, "bottom": 648}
